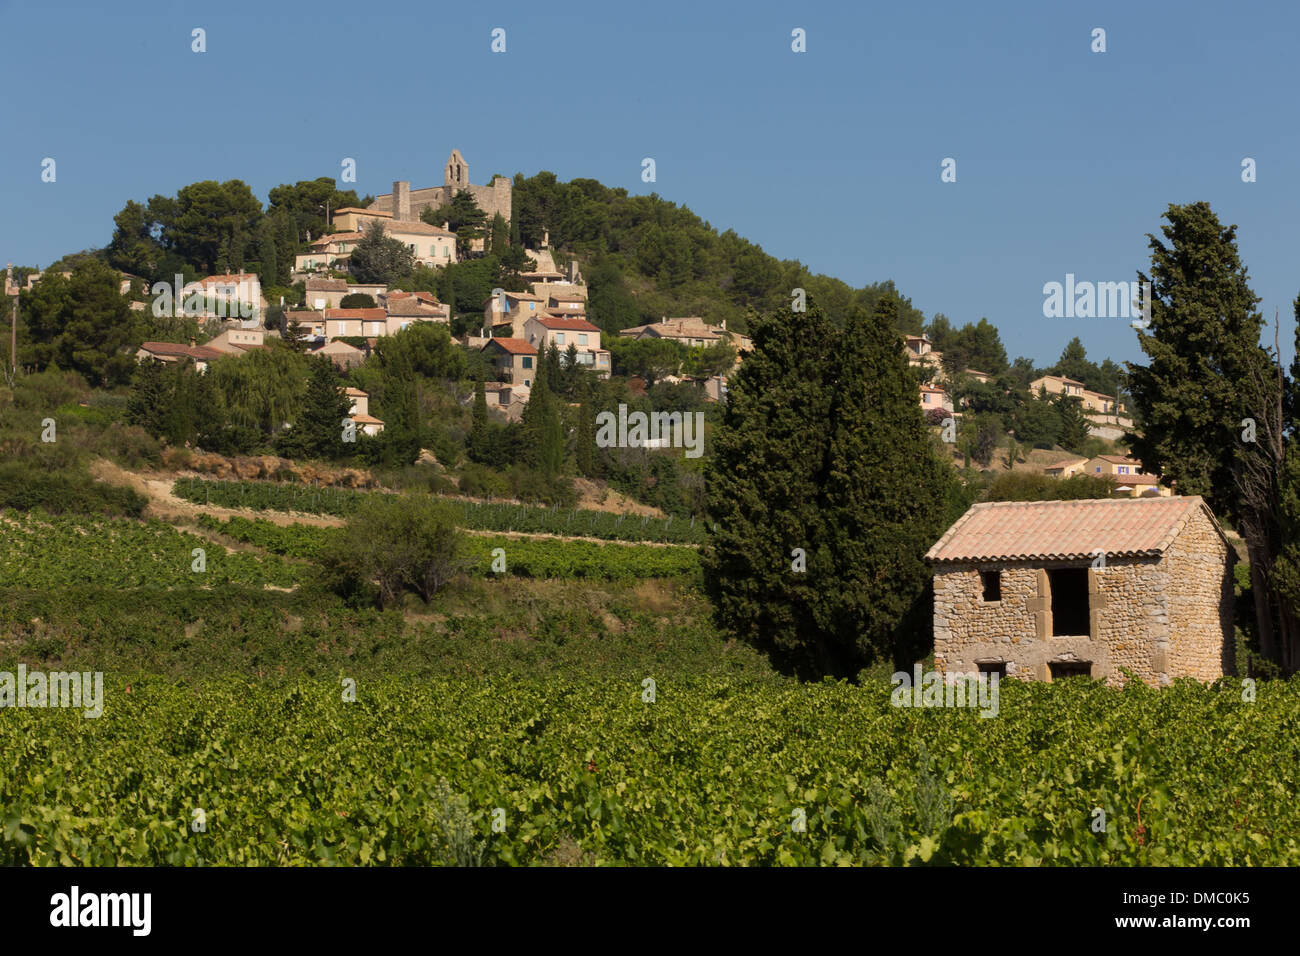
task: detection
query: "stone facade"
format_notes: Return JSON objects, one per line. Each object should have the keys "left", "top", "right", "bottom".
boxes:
{"left": 368, "top": 149, "right": 512, "bottom": 226}
{"left": 930, "top": 502, "right": 1234, "bottom": 687}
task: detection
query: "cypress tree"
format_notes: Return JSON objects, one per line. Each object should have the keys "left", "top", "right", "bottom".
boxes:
{"left": 701, "top": 302, "right": 838, "bottom": 677}
{"left": 281, "top": 356, "right": 352, "bottom": 460}
{"left": 703, "top": 296, "right": 959, "bottom": 677}
{"left": 1127, "top": 202, "right": 1267, "bottom": 519}
{"left": 816, "top": 297, "right": 959, "bottom": 672}
{"left": 127, "top": 358, "right": 169, "bottom": 439}
{"left": 522, "top": 352, "right": 564, "bottom": 475}
{"left": 575, "top": 373, "right": 596, "bottom": 478}
{"left": 1055, "top": 396, "right": 1091, "bottom": 453}
{"left": 468, "top": 373, "right": 492, "bottom": 464}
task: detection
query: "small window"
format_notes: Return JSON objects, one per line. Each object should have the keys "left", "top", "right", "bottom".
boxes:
{"left": 522, "top": 356, "right": 533, "bottom": 369}
{"left": 555, "top": 332, "right": 565, "bottom": 345}
{"left": 578, "top": 333, "right": 588, "bottom": 346}
{"left": 980, "top": 571, "right": 1001, "bottom": 602}
{"left": 976, "top": 661, "right": 1007, "bottom": 680}
{"left": 1049, "top": 660, "right": 1092, "bottom": 681}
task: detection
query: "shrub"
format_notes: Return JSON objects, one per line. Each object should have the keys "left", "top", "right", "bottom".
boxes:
{"left": 320, "top": 495, "right": 466, "bottom": 607}
{"left": 985, "top": 471, "right": 1116, "bottom": 502}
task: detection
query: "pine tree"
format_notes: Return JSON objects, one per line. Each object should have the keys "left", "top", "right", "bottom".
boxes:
{"left": 490, "top": 213, "right": 508, "bottom": 254}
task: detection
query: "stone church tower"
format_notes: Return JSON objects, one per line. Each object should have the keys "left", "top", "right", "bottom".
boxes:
{"left": 367, "top": 149, "right": 512, "bottom": 230}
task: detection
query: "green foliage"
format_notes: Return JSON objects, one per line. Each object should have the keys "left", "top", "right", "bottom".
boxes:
{"left": 339, "top": 293, "right": 376, "bottom": 309}
{"left": 172, "top": 479, "right": 709, "bottom": 543}
{"left": 1055, "top": 395, "right": 1092, "bottom": 454}
{"left": 347, "top": 221, "right": 415, "bottom": 285}
{"left": 18, "top": 260, "right": 144, "bottom": 387}
{"left": 319, "top": 495, "right": 466, "bottom": 607}
{"left": 2, "top": 675, "right": 1299, "bottom": 865}
{"left": 0, "top": 510, "right": 300, "bottom": 589}
{"left": 0, "top": 462, "right": 146, "bottom": 517}
{"left": 702, "top": 298, "right": 956, "bottom": 677}
{"left": 276, "top": 357, "right": 353, "bottom": 462}
{"left": 1127, "top": 201, "right": 1269, "bottom": 522}
{"left": 984, "top": 472, "right": 1117, "bottom": 502}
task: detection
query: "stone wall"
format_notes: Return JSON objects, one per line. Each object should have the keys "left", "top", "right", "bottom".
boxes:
{"left": 1164, "top": 508, "right": 1235, "bottom": 680}
{"left": 933, "top": 540, "right": 1227, "bottom": 687}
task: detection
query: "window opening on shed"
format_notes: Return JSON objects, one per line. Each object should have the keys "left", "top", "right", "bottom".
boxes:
{"left": 1049, "top": 660, "right": 1092, "bottom": 680}
{"left": 980, "top": 570, "right": 1001, "bottom": 602}
{"left": 1047, "top": 567, "right": 1090, "bottom": 636}
{"left": 976, "top": 661, "right": 1007, "bottom": 679}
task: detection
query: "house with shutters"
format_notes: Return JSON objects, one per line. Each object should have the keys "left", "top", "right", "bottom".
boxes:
{"left": 481, "top": 337, "right": 538, "bottom": 388}
{"left": 523, "top": 315, "right": 611, "bottom": 377}
{"left": 926, "top": 496, "right": 1235, "bottom": 686}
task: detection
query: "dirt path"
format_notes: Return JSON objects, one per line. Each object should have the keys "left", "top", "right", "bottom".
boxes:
{"left": 90, "top": 461, "right": 697, "bottom": 547}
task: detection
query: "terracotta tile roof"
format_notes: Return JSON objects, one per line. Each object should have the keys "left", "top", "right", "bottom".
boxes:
{"left": 306, "top": 278, "right": 349, "bottom": 291}
{"left": 199, "top": 273, "right": 259, "bottom": 286}
{"left": 335, "top": 207, "right": 386, "bottom": 216}
{"left": 1096, "top": 455, "right": 1140, "bottom": 465}
{"left": 483, "top": 337, "right": 537, "bottom": 356}
{"left": 926, "top": 496, "right": 1213, "bottom": 564}
{"left": 533, "top": 315, "right": 600, "bottom": 332}
{"left": 139, "top": 341, "right": 225, "bottom": 361}
{"left": 324, "top": 308, "right": 387, "bottom": 320}
{"left": 344, "top": 387, "right": 367, "bottom": 397}
{"left": 311, "top": 232, "right": 363, "bottom": 247}
{"left": 386, "top": 298, "right": 443, "bottom": 317}
{"left": 348, "top": 413, "right": 384, "bottom": 425}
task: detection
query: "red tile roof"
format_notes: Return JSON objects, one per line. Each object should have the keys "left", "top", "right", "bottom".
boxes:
{"left": 483, "top": 337, "right": 537, "bottom": 356}
{"left": 926, "top": 496, "right": 1216, "bottom": 564}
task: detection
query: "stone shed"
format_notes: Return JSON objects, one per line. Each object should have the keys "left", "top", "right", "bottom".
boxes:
{"left": 925, "top": 496, "right": 1235, "bottom": 686}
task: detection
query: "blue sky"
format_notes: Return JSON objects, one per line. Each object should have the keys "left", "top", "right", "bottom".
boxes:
{"left": 2, "top": 0, "right": 1297, "bottom": 367}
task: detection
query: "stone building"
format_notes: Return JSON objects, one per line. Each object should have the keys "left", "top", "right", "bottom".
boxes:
{"left": 926, "top": 496, "right": 1235, "bottom": 686}
{"left": 366, "top": 149, "right": 512, "bottom": 231}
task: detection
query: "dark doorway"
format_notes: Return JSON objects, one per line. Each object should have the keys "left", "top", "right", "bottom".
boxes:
{"left": 980, "top": 571, "right": 1001, "bottom": 602}
{"left": 1048, "top": 568, "right": 1090, "bottom": 636}
{"left": 1049, "top": 660, "right": 1092, "bottom": 681}
{"left": 976, "top": 661, "right": 1007, "bottom": 679}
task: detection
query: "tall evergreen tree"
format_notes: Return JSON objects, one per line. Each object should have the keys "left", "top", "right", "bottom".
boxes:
{"left": 1055, "top": 395, "right": 1091, "bottom": 453}
{"left": 522, "top": 352, "right": 564, "bottom": 475}
{"left": 574, "top": 373, "right": 596, "bottom": 478}
{"left": 701, "top": 301, "right": 840, "bottom": 676}
{"left": 813, "top": 297, "right": 959, "bottom": 672}
{"left": 1127, "top": 202, "right": 1267, "bottom": 519}
{"left": 468, "top": 373, "right": 492, "bottom": 464}
{"left": 279, "top": 356, "right": 352, "bottom": 460}
{"left": 127, "top": 358, "right": 169, "bottom": 438}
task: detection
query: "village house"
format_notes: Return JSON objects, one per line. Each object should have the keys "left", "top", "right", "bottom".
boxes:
{"left": 305, "top": 278, "right": 349, "bottom": 311}
{"left": 384, "top": 292, "right": 450, "bottom": 324}
{"left": 1043, "top": 456, "right": 1089, "bottom": 478}
{"left": 482, "top": 381, "right": 529, "bottom": 421}
{"left": 205, "top": 327, "right": 266, "bottom": 354}
{"left": 295, "top": 232, "right": 363, "bottom": 274}
{"left": 1085, "top": 455, "right": 1172, "bottom": 498}
{"left": 927, "top": 496, "right": 1234, "bottom": 686}
{"left": 483, "top": 291, "right": 546, "bottom": 338}
{"left": 481, "top": 338, "right": 537, "bottom": 388}
{"left": 135, "top": 340, "right": 226, "bottom": 374}
{"left": 620, "top": 316, "right": 724, "bottom": 348}
{"left": 903, "top": 333, "right": 944, "bottom": 376}
{"left": 196, "top": 273, "right": 263, "bottom": 317}
{"left": 311, "top": 339, "right": 366, "bottom": 371}
{"left": 523, "top": 315, "right": 611, "bottom": 377}
{"left": 344, "top": 387, "right": 384, "bottom": 436}
{"left": 920, "top": 385, "right": 953, "bottom": 414}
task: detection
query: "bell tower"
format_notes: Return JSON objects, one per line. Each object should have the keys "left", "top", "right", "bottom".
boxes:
{"left": 444, "top": 149, "right": 468, "bottom": 190}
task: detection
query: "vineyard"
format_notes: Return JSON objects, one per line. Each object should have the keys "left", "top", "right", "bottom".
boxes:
{"left": 198, "top": 514, "right": 701, "bottom": 580}
{"left": 174, "top": 478, "right": 709, "bottom": 544}
{"left": 1, "top": 675, "right": 1298, "bottom": 865}
{"left": 0, "top": 510, "right": 302, "bottom": 590}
